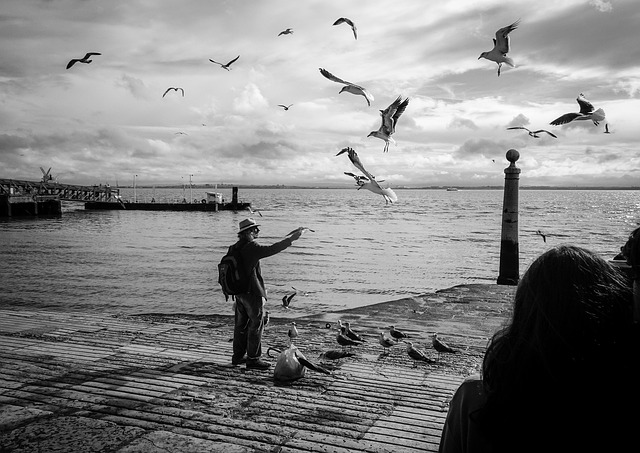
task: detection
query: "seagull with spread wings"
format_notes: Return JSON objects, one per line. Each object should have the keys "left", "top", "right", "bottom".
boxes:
{"left": 209, "top": 55, "right": 239, "bottom": 70}
{"left": 162, "top": 87, "right": 184, "bottom": 98}
{"left": 278, "top": 104, "right": 293, "bottom": 111}
{"left": 368, "top": 96, "right": 409, "bottom": 152}
{"left": 66, "top": 52, "right": 101, "bottom": 69}
{"left": 478, "top": 19, "right": 521, "bottom": 76}
{"left": 278, "top": 28, "right": 293, "bottom": 36}
{"left": 333, "top": 17, "right": 357, "bottom": 40}
{"left": 507, "top": 127, "right": 557, "bottom": 138}
{"left": 550, "top": 93, "right": 605, "bottom": 126}
{"left": 337, "top": 147, "right": 398, "bottom": 204}
{"left": 319, "top": 68, "right": 373, "bottom": 106}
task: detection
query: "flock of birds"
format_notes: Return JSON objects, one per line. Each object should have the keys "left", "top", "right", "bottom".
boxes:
{"left": 277, "top": 318, "right": 461, "bottom": 376}
{"left": 64, "top": 16, "right": 612, "bottom": 206}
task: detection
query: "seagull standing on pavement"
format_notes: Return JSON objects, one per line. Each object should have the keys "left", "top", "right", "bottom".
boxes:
{"left": 333, "top": 17, "right": 357, "bottom": 40}
{"left": 378, "top": 333, "right": 397, "bottom": 354}
{"left": 432, "top": 333, "right": 459, "bottom": 362}
{"left": 478, "top": 20, "right": 521, "bottom": 76}
{"left": 368, "top": 95, "right": 409, "bottom": 152}
{"left": 344, "top": 322, "right": 365, "bottom": 342}
{"left": 66, "top": 52, "right": 101, "bottom": 69}
{"left": 337, "top": 329, "right": 362, "bottom": 349}
{"left": 507, "top": 127, "right": 557, "bottom": 138}
{"left": 318, "top": 349, "right": 355, "bottom": 362}
{"left": 288, "top": 322, "right": 299, "bottom": 344}
{"left": 404, "top": 341, "right": 435, "bottom": 367}
{"left": 389, "top": 325, "right": 408, "bottom": 341}
{"left": 337, "top": 147, "right": 398, "bottom": 204}
{"left": 550, "top": 93, "right": 605, "bottom": 126}
{"left": 319, "top": 68, "right": 374, "bottom": 106}
{"left": 209, "top": 55, "right": 240, "bottom": 70}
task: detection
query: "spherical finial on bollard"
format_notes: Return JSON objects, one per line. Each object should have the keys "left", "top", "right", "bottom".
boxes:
{"left": 506, "top": 149, "right": 520, "bottom": 163}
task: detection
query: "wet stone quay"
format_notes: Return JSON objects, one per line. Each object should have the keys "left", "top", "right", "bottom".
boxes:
{"left": 0, "top": 284, "right": 515, "bottom": 453}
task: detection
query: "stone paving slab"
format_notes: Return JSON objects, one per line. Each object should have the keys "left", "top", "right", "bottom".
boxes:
{"left": 0, "top": 283, "right": 516, "bottom": 452}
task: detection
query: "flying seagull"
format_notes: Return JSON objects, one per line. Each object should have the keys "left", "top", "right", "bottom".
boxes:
{"left": 209, "top": 55, "right": 239, "bottom": 70}
{"left": 550, "top": 93, "right": 605, "bottom": 126}
{"left": 333, "top": 17, "right": 357, "bottom": 40}
{"left": 368, "top": 95, "right": 410, "bottom": 152}
{"left": 319, "top": 68, "right": 374, "bottom": 106}
{"left": 278, "top": 104, "right": 293, "bottom": 111}
{"left": 478, "top": 19, "right": 521, "bottom": 76}
{"left": 278, "top": 28, "right": 293, "bottom": 36}
{"left": 66, "top": 52, "right": 101, "bottom": 69}
{"left": 248, "top": 206, "right": 263, "bottom": 217}
{"left": 507, "top": 126, "right": 557, "bottom": 138}
{"left": 162, "top": 87, "right": 184, "bottom": 98}
{"left": 282, "top": 292, "right": 296, "bottom": 308}
{"left": 432, "top": 333, "right": 459, "bottom": 361}
{"left": 286, "top": 227, "right": 315, "bottom": 236}
{"left": 337, "top": 147, "right": 398, "bottom": 204}
{"left": 535, "top": 229, "right": 547, "bottom": 243}
{"left": 604, "top": 123, "right": 611, "bottom": 134}
{"left": 404, "top": 341, "right": 435, "bottom": 366}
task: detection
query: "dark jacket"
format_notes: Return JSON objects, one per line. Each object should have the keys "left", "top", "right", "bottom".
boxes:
{"left": 230, "top": 236, "right": 294, "bottom": 299}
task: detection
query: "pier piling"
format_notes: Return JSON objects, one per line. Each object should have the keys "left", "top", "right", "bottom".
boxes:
{"left": 497, "top": 149, "right": 521, "bottom": 285}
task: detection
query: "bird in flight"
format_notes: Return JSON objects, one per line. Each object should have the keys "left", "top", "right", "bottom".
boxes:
{"left": 282, "top": 292, "right": 296, "bottom": 308}
{"left": 66, "top": 52, "right": 101, "bottom": 69}
{"left": 507, "top": 126, "right": 557, "bottom": 138}
{"left": 604, "top": 123, "right": 611, "bottom": 134}
{"left": 278, "top": 28, "right": 293, "bottom": 36}
{"left": 209, "top": 55, "right": 239, "bottom": 70}
{"left": 535, "top": 230, "right": 547, "bottom": 243}
{"left": 478, "top": 19, "right": 520, "bottom": 76}
{"left": 162, "top": 87, "right": 184, "bottom": 98}
{"left": 368, "top": 95, "right": 410, "bottom": 152}
{"left": 550, "top": 93, "right": 605, "bottom": 126}
{"left": 333, "top": 17, "right": 357, "bottom": 40}
{"left": 248, "top": 206, "right": 263, "bottom": 217}
{"left": 337, "top": 147, "right": 398, "bottom": 204}
{"left": 319, "top": 68, "right": 374, "bottom": 106}
{"left": 278, "top": 104, "right": 293, "bottom": 111}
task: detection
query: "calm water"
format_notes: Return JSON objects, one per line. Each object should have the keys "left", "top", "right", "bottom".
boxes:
{"left": 1, "top": 188, "right": 638, "bottom": 317}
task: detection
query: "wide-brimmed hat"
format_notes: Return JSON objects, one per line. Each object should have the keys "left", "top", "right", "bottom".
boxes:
{"left": 238, "top": 218, "right": 260, "bottom": 233}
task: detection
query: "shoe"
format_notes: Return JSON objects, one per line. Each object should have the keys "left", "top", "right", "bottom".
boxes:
{"left": 246, "top": 358, "right": 271, "bottom": 370}
{"left": 231, "top": 356, "right": 247, "bottom": 366}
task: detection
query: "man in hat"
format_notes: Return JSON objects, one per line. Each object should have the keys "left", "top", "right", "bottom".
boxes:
{"left": 230, "top": 218, "right": 303, "bottom": 370}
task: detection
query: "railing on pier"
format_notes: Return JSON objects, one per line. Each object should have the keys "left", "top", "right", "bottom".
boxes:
{"left": 0, "top": 178, "right": 120, "bottom": 203}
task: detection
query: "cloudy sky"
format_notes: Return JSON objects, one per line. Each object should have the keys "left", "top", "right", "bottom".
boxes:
{"left": 1, "top": 0, "right": 639, "bottom": 187}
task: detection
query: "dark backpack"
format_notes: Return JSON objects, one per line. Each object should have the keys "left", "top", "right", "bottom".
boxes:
{"left": 218, "top": 244, "right": 250, "bottom": 300}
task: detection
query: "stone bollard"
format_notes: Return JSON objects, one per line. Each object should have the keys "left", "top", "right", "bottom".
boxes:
{"left": 497, "top": 149, "right": 521, "bottom": 285}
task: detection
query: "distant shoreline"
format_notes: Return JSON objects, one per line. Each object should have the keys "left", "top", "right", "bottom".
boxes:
{"left": 124, "top": 184, "right": 640, "bottom": 191}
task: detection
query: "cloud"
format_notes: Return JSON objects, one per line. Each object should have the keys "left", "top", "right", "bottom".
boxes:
{"left": 506, "top": 114, "right": 530, "bottom": 127}
{"left": 448, "top": 116, "right": 478, "bottom": 130}
{"left": 116, "top": 74, "right": 149, "bottom": 100}
{"left": 590, "top": 0, "right": 613, "bottom": 12}
{"left": 232, "top": 83, "right": 268, "bottom": 114}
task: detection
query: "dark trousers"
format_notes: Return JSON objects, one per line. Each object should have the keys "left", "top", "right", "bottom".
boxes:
{"left": 233, "top": 293, "right": 265, "bottom": 361}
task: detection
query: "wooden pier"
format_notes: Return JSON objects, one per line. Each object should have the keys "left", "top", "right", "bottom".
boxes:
{"left": 0, "top": 284, "right": 515, "bottom": 452}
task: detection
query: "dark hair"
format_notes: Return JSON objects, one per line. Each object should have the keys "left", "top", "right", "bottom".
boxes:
{"left": 477, "top": 245, "right": 634, "bottom": 451}
{"left": 624, "top": 226, "right": 640, "bottom": 278}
